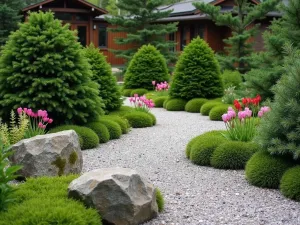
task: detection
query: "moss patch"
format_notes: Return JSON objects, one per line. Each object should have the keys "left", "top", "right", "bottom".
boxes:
{"left": 52, "top": 157, "right": 66, "bottom": 176}
{"left": 69, "top": 151, "right": 78, "bottom": 165}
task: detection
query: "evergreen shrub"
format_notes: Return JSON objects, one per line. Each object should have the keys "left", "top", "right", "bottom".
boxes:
{"left": 130, "top": 89, "right": 149, "bottom": 97}
{"left": 209, "top": 104, "right": 232, "bottom": 121}
{"left": 245, "top": 151, "right": 295, "bottom": 189}
{"left": 169, "top": 37, "right": 223, "bottom": 100}
{"left": 200, "top": 101, "right": 223, "bottom": 116}
{"left": 123, "top": 112, "right": 153, "bottom": 128}
{"left": 102, "top": 115, "right": 130, "bottom": 134}
{"left": 124, "top": 45, "right": 170, "bottom": 90}
{"left": 221, "top": 70, "right": 242, "bottom": 88}
{"left": 86, "top": 122, "right": 110, "bottom": 143}
{"left": 185, "top": 98, "right": 208, "bottom": 113}
{"left": 154, "top": 96, "right": 168, "bottom": 108}
{"left": 280, "top": 166, "right": 300, "bottom": 201}
{"left": 50, "top": 125, "right": 99, "bottom": 150}
{"left": 98, "top": 119, "right": 122, "bottom": 140}
{"left": 165, "top": 99, "right": 187, "bottom": 111}
{"left": 156, "top": 189, "right": 164, "bottom": 213}
{"left": 123, "top": 89, "right": 134, "bottom": 97}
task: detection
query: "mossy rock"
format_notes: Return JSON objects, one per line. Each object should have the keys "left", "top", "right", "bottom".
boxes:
{"left": 189, "top": 135, "right": 227, "bottom": 166}
{"left": 200, "top": 101, "right": 223, "bottom": 116}
{"left": 245, "top": 151, "right": 295, "bottom": 189}
{"left": 154, "top": 96, "right": 169, "bottom": 108}
{"left": 123, "top": 89, "right": 133, "bottom": 97}
{"left": 86, "top": 122, "right": 110, "bottom": 143}
{"left": 130, "top": 88, "right": 148, "bottom": 97}
{"left": 156, "top": 188, "right": 164, "bottom": 213}
{"left": 50, "top": 125, "right": 99, "bottom": 150}
{"left": 185, "top": 98, "right": 208, "bottom": 113}
{"left": 211, "top": 141, "right": 261, "bottom": 170}
{"left": 109, "top": 106, "right": 134, "bottom": 117}
{"left": 102, "top": 115, "right": 130, "bottom": 134}
{"left": 123, "top": 111, "right": 153, "bottom": 128}
{"left": 209, "top": 104, "right": 232, "bottom": 121}
{"left": 280, "top": 166, "right": 300, "bottom": 201}
{"left": 98, "top": 119, "right": 122, "bottom": 140}
{"left": 165, "top": 98, "right": 187, "bottom": 111}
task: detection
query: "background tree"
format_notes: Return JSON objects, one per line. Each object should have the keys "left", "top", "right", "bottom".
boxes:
{"left": 105, "top": 0, "right": 178, "bottom": 63}
{"left": 193, "top": 0, "right": 280, "bottom": 74}
{"left": 0, "top": 12, "right": 104, "bottom": 125}
{"left": 169, "top": 37, "right": 224, "bottom": 100}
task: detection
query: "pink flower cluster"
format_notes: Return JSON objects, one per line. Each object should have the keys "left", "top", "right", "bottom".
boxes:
{"left": 17, "top": 107, "right": 53, "bottom": 129}
{"left": 221, "top": 107, "right": 236, "bottom": 122}
{"left": 152, "top": 81, "right": 169, "bottom": 91}
{"left": 258, "top": 106, "right": 271, "bottom": 117}
{"left": 238, "top": 107, "right": 252, "bottom": 120}
{"left": 129, "top": 94, "right": 155, "bottom": 110}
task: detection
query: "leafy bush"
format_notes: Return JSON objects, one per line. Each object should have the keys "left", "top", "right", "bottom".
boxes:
{"left": 109, "top": 106, "right": 134, "bottom": 117}
{"left": 200, "top": 101, "right": 222, "bottom": 116}
{"left": 0, "top": 175, "right": 101, "bottom": 225}
{"left": 154, "top": 96, "right": 169, "bottom": 108}
{"left": 185, "top": 98, "right": 208, "bottom": 113}
{"left": 222, "top": 86, "right": 238, "bottom": 104}
{"left": 123, "top": 112, "right": 153, "bottom": 128}
{"left": 83, "top": 44, "right": 122, "bottom": 112}
{"left": 169, "top": 37, "right": 223, "bottom": 100}
{"left": 280, "top": 166, "right": 300, "bottom": 201}
{"left": 102, "top": 115, "right": 130, "bottom": 134}
{"left": 156, "top": 188, "right": 164, "bottom": 212}
{"left": 211, "top": 141, "right": 260, "bottom": 169}
{"left": 0, "top": 12, "right": 104, "bottom": 125}
{"left": 165, "top": 99, "right": 187, "bottom": 111}
{"left": 124, "top": 45, "right": 170, "bottom": 90}
{"left": 123, "top": 89, "right": 133, "bottom": 97}
{"left": 85, "top": 122, "right": 110, "bottom": 143}
{"left": 245, "top": 151, "right": 295, "bottom": 189}
{"left": 209, "top": 104, "right": 232, "bottom": 121}
{"left": 221, "top": 70, "right": 242, "bottom": 89}
{"left": 50, "top": 125, "right": 99, "bottom": 150}
{"left": 130, "top": 89, "right": 149, "bottom": 97}
{"left": 98, "top": 119, "right": 122, "bottom": 140}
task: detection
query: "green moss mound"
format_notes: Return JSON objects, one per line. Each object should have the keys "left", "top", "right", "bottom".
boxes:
{"left": 0, "top": 175, "right": 101, "bottom": 225}
{"left": 200, "top": 101, "right": 223, "bottom": 116}
{"left": 86, "top": 122, "right": 110, "bottom": 143}
{"left": 123, "top": 111, "right": 153, "bottom": 128}
{"left": 102, "top": 115, "right": 130, "bottom": 134}
{"left": 211, "top": 141, "right": 261, "bottom": 169}
{"left": 280, "top": 166, "right": 300, "bottom": 201}
{"left": 245, "top": 151, "right": 295, "bottom": 189}
{"left": 166, "top": 99, "right": 187, "bottom": 111}
{"left": 130, "top": 88, "right": 149, "bottom": 97}
{"left": 156, "top": 189, "right": 164, "bottom": 213}
{"left": 98, "top": 119, "right": 122, "bottom": 140}
{"left": 123, "top": 89, "right": 133, "bottom": 97}
{"left": 209, "top": 104, "right": 232, "bottom": 121}
{"left": 147, "top": 112, "right": 157, "bottom": 125}
{"left": 109, "top": 106, "right": 134, "bottom": 117}
{"left": 154, "top": 96, "right": 169, "bottom": 108}
{"left": 185, "top": 98, "right": 208, "bottom": 113}
{"left": 50, "top": 125, "right": 99, "bottom": 150}
{"left": 190, "top": 135, "right": 227, "bottom": 166}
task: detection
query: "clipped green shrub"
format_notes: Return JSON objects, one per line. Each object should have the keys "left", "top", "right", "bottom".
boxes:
{"left": 148, "top": 112, "right": 157, "bottom": 125}
{"left": 50, "top": 125, "right": 99, "bottom": 150}
{"left": 123, "top": 89, "right": 134, "bottom": 97}
{"left": 211, "top": 141, "right": 261, "bottom": 169}
{"left": 98, "top": 119, "right": 122, "bottom": 140}
{"left": 185, "top": 98, "right": 208, "bottom": 113}
{"left": 130, "top": 89, "right": 149, "bottom": 97}
{"left": 154, "top": 96, "right": 169, "bottom": 108}
{"left": 86, "top": 122, "right": 110, "bottom": 143}
{"left": 221, "top": 70, "right": 242, "bottom": 89}
{"left": 200, "top": 101, "right": 223, "bottom": 116}
{"left": 169, "top": 37, "right": 223, "bottom": 100}
{"left": 123, "top": 112, "right": 153, "bottom": 128}
{"left": 109, "top": 106, "right": 134, "bottom": 117}
{"left": 156, "top": 189, "right": 164, "bottom": 213}
{"left": 245, "top": 151, "right": 295, "bottom": 189}
{"left": 166, "top": 99, "right": 187, "bottom": 111}
{"left": 102, "top": 115, "right": 130, "bottom": 134}
{"left": 163, "top": 97, "right": 171, "bottom": 109}
{"left": 124, "top": 45, "right": 170, "bottom": 90}
{"left": 0, "top": 12, "right": 104, "bottom": 125}
{"left": 190, "top": 135, "right": 227, "bottom": 166}
{"left": 280, "top": 166, "right": 300, "bottom": 201}
{"left": 209, "top": 104, "right": 232, "bottom": 121}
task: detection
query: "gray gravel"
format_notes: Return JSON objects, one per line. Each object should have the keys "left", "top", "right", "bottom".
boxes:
{"left": 83, "top": 99, "right": 300, "bottom": 225}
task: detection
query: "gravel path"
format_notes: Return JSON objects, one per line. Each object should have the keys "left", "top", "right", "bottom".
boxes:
{"left": 83, "top": 99, "right": 300, "bottom": 225}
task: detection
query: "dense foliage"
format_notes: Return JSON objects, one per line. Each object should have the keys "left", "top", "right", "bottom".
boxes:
{"left": 184, "top": 98, "right": 208, "bottom": 113}
{"left": 123, "top": 112, "right": 153, "bottom": 128}
{"left": 86, "top": 122, "right": 110, "bottom": 143}
{"left": 165, "top": 99, "right": 187, "bottom": 111}
{"left": 280, "top": 166, "right": 300, "bottom": 201}
{"left": 98, "top": 119, "right": 122, "bottom": 139}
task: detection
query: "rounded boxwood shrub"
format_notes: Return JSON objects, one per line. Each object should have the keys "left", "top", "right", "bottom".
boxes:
{"left": 98, "top": 119, "right": 122, "bottom": 140}
{"left": 154, "top": 96, "right": 169, "bottom": 108}
{"left": 109, "top": 106, "right": 134, "bottom": 117}
{"left": 123, "top": 111, "right": 153, "bottom": 128}
{"left": 245, "top": 151, "right": 295, "bottom": 189}
{"left": 130, "top": 88, "right": 149, "bottom": 97}
{"left": 123, "top": 89, "right": 133, "bottom": 97}
{"left": 50, "top": 125, "right": 99, "bottom": 150}
{"left": 209, "top": 104, "right": 232, "bottom": 121}
{"left": 124, "top": 44, "right": 170, "bottom": 90}
{"left": 156, "top": 188, "right": 164, "bottom": 213}
{"left": 221, "top": 70, "right": 242, "bottom": 89}
{"left": 86, "top": 122, "right": 110, "bottom": 143}
{"left": 185, "top": 98, "right": 208, "bottom": 113}
{"left": 163, "top": 97, "right": 171, "bottom": 109}
{"left": 280, "top": 166, "right": 300, "bottom": 201}
{"left": 200, "top": 101, "right": 223, "bottom": 116}
{"left": 166, "top": 99, "right": 187, "bottom": 111}
{"left": 211, "top": 141, "right": 261, "bottom": 169}
{"left": 102, "top": 115, "right": 129, "bottom": 134}
{"left": 190, "top": 135, "right": 227, "bottom": 166}
{"left": 148, "top": 112, "right": 156, "bottom": 125}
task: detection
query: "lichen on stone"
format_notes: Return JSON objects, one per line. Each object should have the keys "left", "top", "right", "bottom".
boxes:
{"left": 51, "top": 156, "right": 66, "bottom": 176}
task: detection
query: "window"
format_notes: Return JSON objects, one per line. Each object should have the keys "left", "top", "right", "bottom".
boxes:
{"left": 77, "top": 26, "right": 87, "bottom": 46}
{"left": 169, "top": 32, "right": 176, "bottom": 52}
{"left": 180, "top": 26, "right": 188, "bottom": 51}
{"left": 54, "top": 13, "right": 72, "bottom": 21}
{"left": 190, "top": 24, "right": 205, "bottom": 40}
{"left": 98, "top": 25, "right": 107, "bottom": 48}
{"left": 76, "top": 14, "right": 89, "bottom": 21}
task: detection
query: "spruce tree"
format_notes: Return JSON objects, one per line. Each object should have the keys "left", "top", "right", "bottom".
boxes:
{"left": 193, "top": 0, "right": 280, "bottom": 74}
{"left": 0, "top": 12, "right": 104, "bottom": 125}
{"left": 83, "top": 44, "right": 122, "bottom": 112}
{"left": 169, "top": 37, "right": 223, "bottom": 100}
{"left": 105, "top": 0, "right": 178, "bottom": 63}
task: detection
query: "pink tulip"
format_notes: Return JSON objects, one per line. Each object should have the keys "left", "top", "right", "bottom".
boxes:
{"left": 261, "top": 106, "right": 270, "bottom": 113}
{"left": 48, "top": 119, "right": 53, "bottom": 124}
{"left": 152, "top": 81, "right": 156, "bottom": 86}
{"left": 222, "top": 113, "right": 229, "bottom": 122}
{"left": 43, "top": 117, "right": 49, "bottom": 122}
{"left": 258, "top": 110, "right": 264, "bottom": 117}
{"left": 42, "top": 125, "right": 46, "bottom": 129}
{"left": 134, "top": 94, "right": 138, "bottom": 98}
{"left": 24, "top": 108, "right": 28, "bottom": 113}
{"left": 238, "top": 111, "right": 246, "bottom": 120}
{"left": 38, "top": 122, "right": 43, "bottom": 128}
{"left": 227, "top": 110, "right": 236, "bottom": 119}
{"left": 27, "top": 109, "right": 33, "bottom": 117}
{"left": 17, "top": 107, "right": 23, "bottom": 115}
{"left": 37, "top": 110, "right": 44, "bottom": 117}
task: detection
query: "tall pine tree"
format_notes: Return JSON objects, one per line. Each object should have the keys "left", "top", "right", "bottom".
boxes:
{"left": 105, "top": 0, "right": 178, "bottom": 63}
{"left": 193, "top": 0, "right": 280, "bottom": 74}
